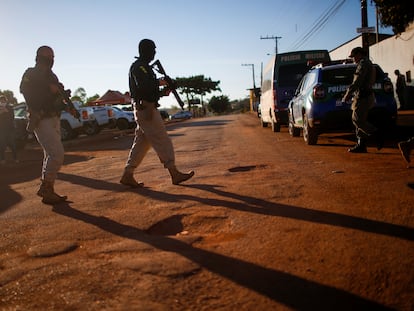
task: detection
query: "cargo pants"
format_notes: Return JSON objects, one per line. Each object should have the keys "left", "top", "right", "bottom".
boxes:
{"left": 124, "top": 100, "right": 175, "bottom": 173}
{"left": 352, "top": 94, "right": 377, "bottom": 140}
{"left": 34, "top": 116, "right": 64, "bottom": 183}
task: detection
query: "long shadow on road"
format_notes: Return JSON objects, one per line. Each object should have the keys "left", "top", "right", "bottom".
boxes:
{"left": 58, "top": 173, "right": 414, "bottom": 242}
{"left": 52, "top": 202, "right": 392, "bottom": 311}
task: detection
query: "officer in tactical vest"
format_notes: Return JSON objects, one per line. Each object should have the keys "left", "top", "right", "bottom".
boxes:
{"left": 120, "top": 39, "right": 194, "bottom": 187}
{"left": 20, "top": 46, "right": 72, "bottom": 204}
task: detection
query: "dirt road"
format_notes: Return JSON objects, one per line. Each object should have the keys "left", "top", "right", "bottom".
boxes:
{"left": 1, "top": 113, "right": 413, "bottom": 310}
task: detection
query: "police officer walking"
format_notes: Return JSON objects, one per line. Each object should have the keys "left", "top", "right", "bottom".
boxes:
{"left": 120, "top": 39, "right": 194, "bottom": 187}
{"left": 20, "top": 46, "right": 73, "bottom": 204}
{"left": 342, "top": 47, "right": 383, "bottom": 153}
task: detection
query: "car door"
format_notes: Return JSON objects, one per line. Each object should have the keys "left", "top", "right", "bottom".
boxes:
{"left": 292, "top": 74, "right": 308, "bottom": 126}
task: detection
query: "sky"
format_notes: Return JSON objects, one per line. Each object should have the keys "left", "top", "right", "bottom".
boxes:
{"left": 1, "top": 0, "right": 392, "bottom": 108}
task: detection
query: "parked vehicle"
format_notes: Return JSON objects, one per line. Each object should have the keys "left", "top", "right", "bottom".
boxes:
{"left": 169, "top": 110, "right": 192, "bottom": 120}
{"left": 61, "top": 102, "right": 116, "bottom": 138}
{"left": 260, "top": 50, "right": 331, "bottom": 132}
{"left": 288, "top": 61, "right": 398, "bottom": 145}
{"left": 60, "top": 109, "right": 83, "bottom": 140}
{"left": 111, "top": 105, "right": 135, "bottom": 130}
{"left": 12, "top": 103, "right": 83, "bottom": 141}
{"left": 82, "top": 105, "right": 116, "bottom": 135}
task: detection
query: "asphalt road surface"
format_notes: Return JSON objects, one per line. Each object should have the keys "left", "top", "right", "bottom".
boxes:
{"left": 1, "top": 113, "right": 413, "bottom": 310}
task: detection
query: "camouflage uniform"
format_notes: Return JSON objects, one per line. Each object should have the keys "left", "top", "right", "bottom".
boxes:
{"left": 343, "top": 56, "right": 377, "bottom": 142}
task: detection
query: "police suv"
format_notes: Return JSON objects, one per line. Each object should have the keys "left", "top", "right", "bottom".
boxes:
{"left": 287, "top": 61, "right": 397, "bottom": 145}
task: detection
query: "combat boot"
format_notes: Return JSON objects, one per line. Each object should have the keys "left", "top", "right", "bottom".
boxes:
{"left": 120, "top": 171, "right": 144, "bottom": 188}
{"left": 348, "top": 138, "right": 367, "bottom": 153}
{"left": 168, "top": 166, "right": 194, "bottom": 185}
{"left": 37, "top": 180, "right": 67, "bottom": 205}
{"left": 398, "top": 140, "right": 412, "bottom": 164}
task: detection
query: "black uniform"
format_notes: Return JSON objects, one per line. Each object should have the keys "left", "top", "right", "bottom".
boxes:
{"left": 20, "top": 65, "right": 62, "bottom": 116}
{"left": 129, "top": 57, "right": 160, "bottom": 105}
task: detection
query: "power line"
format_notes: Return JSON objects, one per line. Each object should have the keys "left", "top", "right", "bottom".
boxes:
{"left": 289, "top": 0, "right": 346, "bottom": 51}
{"left": 260, "top": 35, "right": 282, "bottom": 55}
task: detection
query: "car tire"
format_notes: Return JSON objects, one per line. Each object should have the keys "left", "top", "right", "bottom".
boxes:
{"left": 303, "top": 114, "right": 318, "bottom": 145}
{"left": 84, "top": 121, "right": 100, "bottom": 136}
{"left": 61, "top": 120, "right": 74, "bottom": 141}
{"left": 288, "top": 111, "right": 300, "bottom": 137}
{"left": 117, "top": 118, "right": 129, "bottom": 130}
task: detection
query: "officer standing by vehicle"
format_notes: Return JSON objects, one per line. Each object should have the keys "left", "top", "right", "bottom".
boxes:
{"left": 120, "top": 39, "right": 194, "bottom": 187}
{"left": 20, "top": 46, "right": 72, "bottom": 204}
{"left": 342, "top": 47, "right": 382, "bottom": 153}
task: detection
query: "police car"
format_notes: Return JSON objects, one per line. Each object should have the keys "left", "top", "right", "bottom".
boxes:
{"left": 287, "top": 61, "right": 397, "bottom": 145}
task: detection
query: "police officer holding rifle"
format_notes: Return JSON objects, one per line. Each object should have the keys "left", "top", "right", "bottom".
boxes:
{"left": 120, "top": 39, "right": 194, "bottom": 187}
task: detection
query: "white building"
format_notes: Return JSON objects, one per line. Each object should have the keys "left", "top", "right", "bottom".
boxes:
{"left": 330, "top": 23, "right": 414, "bottom": 109}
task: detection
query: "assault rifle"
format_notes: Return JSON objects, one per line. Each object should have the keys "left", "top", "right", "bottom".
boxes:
{"left": 151, "top": 59, "right": 185, "bottom": 110}
{"left": 57, "top": 86, "right": 81, "bottom": 119}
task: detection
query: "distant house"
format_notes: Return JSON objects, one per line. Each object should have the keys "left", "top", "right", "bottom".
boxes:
{"left": 89, "top": 90, "right": 131, "bottom": 106}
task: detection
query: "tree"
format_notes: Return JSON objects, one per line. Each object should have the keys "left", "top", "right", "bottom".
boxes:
{"left": 86, "top": 94, "right": 100, "bottom": 104}
{"left": 374, "top": 0, "right": 414, "bottom": 34}
{"left": 0, "top": 90, "right": 18, "bottom": 106}
{"left": 175, "top": 75, "right": 221, "bottom": 109}
{"left": 208, "top": 95, "right": 230, "bottom": 114}
{"left": 71, "top": 87, "right": 87, "bottom": 104}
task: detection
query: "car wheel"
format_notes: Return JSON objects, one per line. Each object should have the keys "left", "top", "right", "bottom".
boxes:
{"left": 117, "top": 118, "right": 129, "bottom": 130}
{"left": 61, "top": 120, "right": 74, "bottom": 141}
{"left": 288, "top": 111, "right": 300, "bottom": 137}
{"left": 303, "top": 114, "right": 318, "bottom": 145}
{"left": 84, "top": 121, "right": 99, "bottom": 136}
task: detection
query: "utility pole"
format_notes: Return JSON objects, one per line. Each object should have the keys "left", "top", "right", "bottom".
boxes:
{"left": 241, "top": 63, "right": 256, "bottom": 89}
{"left": 260, "top": 35, "right": 282, "bottom": 55}
{"left": 361, "top": 0, "right": 369, "bottom": 57}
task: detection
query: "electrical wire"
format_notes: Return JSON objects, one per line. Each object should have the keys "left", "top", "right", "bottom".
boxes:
{"left": 289, "top": 0, "right": 346, "bottom": 51}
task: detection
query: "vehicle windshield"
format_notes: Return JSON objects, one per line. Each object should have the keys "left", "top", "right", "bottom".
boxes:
{"left": 278, "top": 63, "right": 310, "bottom": 87}
{"left": 321, "top": 67, "right": 355, "bottom": 84}
{"left": 321, "top": 65, "right": 386, "bottom": 84}
{"left": 14, "top": 107, "right": 27, "bottom": 118}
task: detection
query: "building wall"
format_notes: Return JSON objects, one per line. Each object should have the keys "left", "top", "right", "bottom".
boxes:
{"left": 370, "top": 23, "right": 414, "bottom": 86}
{"left": 329, "top": 23, "right": 414, "bottom": 108}
{"left": 330, "top": 37, "right": 363, "bottom": 61}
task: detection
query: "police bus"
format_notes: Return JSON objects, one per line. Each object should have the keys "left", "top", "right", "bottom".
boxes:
{"left": 259, "top": 50, "right": 330, "bottom": 132}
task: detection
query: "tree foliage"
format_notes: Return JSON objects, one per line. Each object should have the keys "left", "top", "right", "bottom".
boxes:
{"left": 0, "top": 90, "right": 18, "bottom": 106}
{"left": 175, "top": 75, "right": 221, "bottom": 107}
{"left": 71, "top": 87, "right": 87, "bottom": 104}
{"left": 208, "top": 95, "right": 230, "bottom": 114}
{"left": 373, "top": 0, "right": 414, "bottom": 34}
{"left": 86, "top": 94, "right": 100, "bottom": 104}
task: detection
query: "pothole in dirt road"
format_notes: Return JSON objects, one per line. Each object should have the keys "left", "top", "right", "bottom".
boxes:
{"left": 146, "top": 215, "right": 186, "bottom": 236}
{"left": 145, "top": 212, "right": 238, "bottom": 243}
{"left": 228, "top": 164, "right": 267, "bottom": 172}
